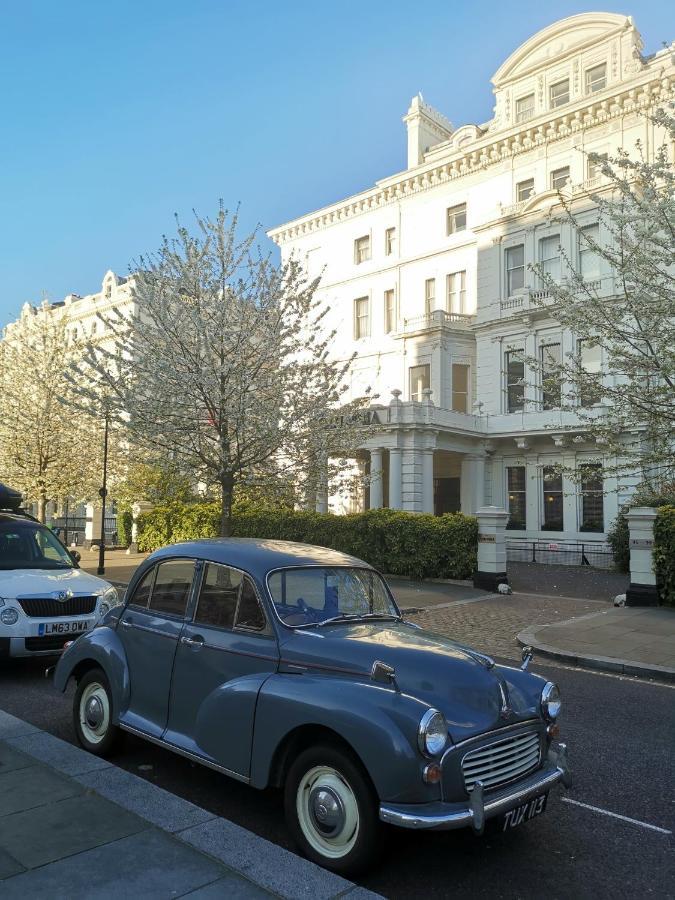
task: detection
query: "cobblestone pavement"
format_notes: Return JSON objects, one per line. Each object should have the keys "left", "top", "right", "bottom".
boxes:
{"left": 407, "top": 592, "right": 608, "bottom": 662}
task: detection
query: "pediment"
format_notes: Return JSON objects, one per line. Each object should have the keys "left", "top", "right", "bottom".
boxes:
{"left": 492, "top": 13, "right": 631, "bottom": 87}
{"left": 447, "top": 124, "right": 484, "bottom": 150}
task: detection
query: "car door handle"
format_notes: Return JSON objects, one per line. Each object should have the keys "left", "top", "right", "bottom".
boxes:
{"left": 181, "top": 636, "right": 204, "bottom": 648}
{"left": 120, "top": 619, "right": 133, "bottom": 628}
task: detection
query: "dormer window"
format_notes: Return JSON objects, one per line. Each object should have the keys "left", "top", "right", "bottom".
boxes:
{"left": 516, "top": 94, "right": 535, "bottom": 123}
{"left": 354, "top": 235, "right": 371, "bottom": 264}
{"left": 104, "top": 283, "right": 112, "bottom": 299}
{"left": 585, "top": 63, "right": 606, "bottom": 94}
{"left": 550, "top": 79, "right": 570, "bottom": 109}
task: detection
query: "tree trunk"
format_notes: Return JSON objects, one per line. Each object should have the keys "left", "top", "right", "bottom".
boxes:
{"left": 37, "top": 490, "right": 47, "bottom": 524}
{"left": 219, "top": 474, "right": 234, "bottom": 537}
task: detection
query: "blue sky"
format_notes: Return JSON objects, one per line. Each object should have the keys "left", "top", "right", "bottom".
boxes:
{"left": 0, "top": 1, "right": 670, "bottom": 325}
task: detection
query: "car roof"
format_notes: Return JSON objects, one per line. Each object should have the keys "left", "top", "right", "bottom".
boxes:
{"left": 0, "top": 511, "right": 42, "bottom": 525}
{"left": 147, "top": 538, "right": 370, "bottom": 577}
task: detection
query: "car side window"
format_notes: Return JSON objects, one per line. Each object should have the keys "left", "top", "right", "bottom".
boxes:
{"left": 234, "top": 576, "right": 266, "bottom": 631}
{"left": 148, "top": 559, "right": 195, "bottom": 618}
{"left": 194, "top": 563, "right": 242, "bottom": 630}
{"left": 129, "top": 566, "right": 156, "bottom": 608}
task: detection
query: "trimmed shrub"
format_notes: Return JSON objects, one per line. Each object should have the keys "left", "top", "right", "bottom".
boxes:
{"left": 654, "top": 506, "right": 675, "bottom": 608}
{"left": 117, "top": 508, "right": 134, "bottom": 547}
{"left": 136, "top": 503, "right": 477, "bottom": 580}
{"left": 607, "top": 483, "right": 675, "bottom": 573}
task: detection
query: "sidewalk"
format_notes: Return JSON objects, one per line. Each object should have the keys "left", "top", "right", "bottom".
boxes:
{"left": 80, "top": 548, "right": 147, "bottom": 588}
{"left": 0, "top": 710, "right": 378, "bottom": 900}
{"left": 518, "top": 605, "right": 675, "bottom": 681}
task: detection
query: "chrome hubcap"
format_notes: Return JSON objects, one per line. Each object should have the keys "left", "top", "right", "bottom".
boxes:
{"left": 310, "top": 786, "right": 345, "bottom": 837}
{"left": 85, "top": 696, "right": 104, "bottom": 729}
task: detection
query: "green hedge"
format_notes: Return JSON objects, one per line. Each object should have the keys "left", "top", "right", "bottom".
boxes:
{"left": 116, "top": 508, "right": 133, "bottom": 547}
{"left": 136, "top": 503, "right": 478, "bottom": 580}
{"left": 654, "top": 506, "right": 675, "bottom": 608}
{"left": 607, "top": 484, "right": 675, "bottom": 573}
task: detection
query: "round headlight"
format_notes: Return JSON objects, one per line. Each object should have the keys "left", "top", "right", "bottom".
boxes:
{"left": 99, "top": 601, "right": 111, "bottom": 616}
{"left": 1, "top": 607, "right": 19, "bottom": 625}
{"left": 100, "top": 586, "right": 119, "bottom": 607}
{"left": 541, "top": 682, "right": 562, "bottom": 721}
{"left": 418, "top": 708, "right": 448, "bottom": 757}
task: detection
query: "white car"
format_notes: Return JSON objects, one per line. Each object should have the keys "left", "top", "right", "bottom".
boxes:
{"left": 0, "top": 510, "right": 121, "bottom": 659}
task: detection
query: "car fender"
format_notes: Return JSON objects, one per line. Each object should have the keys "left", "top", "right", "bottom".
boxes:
{"left": 53, "top": 625, "right": 130, "bottom": 722}
{"left": 250, "top": 673, "right": 441, "bottom": 804}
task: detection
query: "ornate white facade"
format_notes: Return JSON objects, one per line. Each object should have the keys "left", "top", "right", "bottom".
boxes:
{"left": 269, "top": 13, "right": 675, "bottom": 542}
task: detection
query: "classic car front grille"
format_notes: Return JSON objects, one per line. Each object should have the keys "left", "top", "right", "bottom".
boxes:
{"left": 461, "top": 731, "right": 541, "bottom": 793}
{"left": 17, "top": 596, "right": 97, "bottom": 618}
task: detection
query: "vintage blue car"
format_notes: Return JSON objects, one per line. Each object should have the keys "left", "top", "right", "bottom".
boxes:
{"left": 54, "top": 539, "right": 570, "bottom": 874}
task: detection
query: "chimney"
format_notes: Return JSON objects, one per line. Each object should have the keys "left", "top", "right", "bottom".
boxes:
{"left": 402, "top": 94, "right": 453, "bottom": 168}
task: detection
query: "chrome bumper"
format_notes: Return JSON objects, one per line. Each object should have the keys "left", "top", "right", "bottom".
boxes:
{"left": 379, "top": 743, "right": 571, "bottom": 833}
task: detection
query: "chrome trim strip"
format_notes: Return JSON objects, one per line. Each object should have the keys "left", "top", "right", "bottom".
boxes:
{"left": 379, "top": 763, "right": 564, "bottom": 831}
{"left": 122, "top": 621, "right": 179, "bottom": 639}
{"left": 118, "top": 722, "right": 250, "bottom": 784}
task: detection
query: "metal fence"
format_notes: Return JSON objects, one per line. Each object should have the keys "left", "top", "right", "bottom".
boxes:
{"left": 54, "top": 515, "right": 118, "bottom": 547}
{"left": 506, "top": 538, "right": 614, "bottom": 570}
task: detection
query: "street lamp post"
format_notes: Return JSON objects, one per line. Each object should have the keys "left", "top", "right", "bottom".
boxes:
{"left": 97, "top": 412, "right": 110, "bottom": 576}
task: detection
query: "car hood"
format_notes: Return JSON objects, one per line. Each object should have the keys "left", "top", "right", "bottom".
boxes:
{"left": 0, "top": 568, "right": 114, "bottom": 599}
{"left": 279, "top": 621, "right": 545, "bottom": 743}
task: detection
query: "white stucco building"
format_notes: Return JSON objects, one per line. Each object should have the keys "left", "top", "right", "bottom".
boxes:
{"left": 268, "top": 13, "right": 674, "bottom": 545}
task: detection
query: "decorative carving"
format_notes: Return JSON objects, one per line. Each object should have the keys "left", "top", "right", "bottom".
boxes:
{"left": 514, "top": 438, "right": 530, "bottom": 450}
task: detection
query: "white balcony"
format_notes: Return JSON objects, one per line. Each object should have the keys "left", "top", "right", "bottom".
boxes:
{"left": 396, "top": 309, "right": 474, "bottom": 337}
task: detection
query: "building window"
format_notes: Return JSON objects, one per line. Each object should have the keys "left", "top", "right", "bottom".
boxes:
{"left": 384, "top": 289, "right": 396, "bottom": 334}
{"left": 505, "top": 245, "right": 525, "bottom": 295}
{"left": 446, "top": 271, "right": 466, "bottom": 314}
{"left": 506, "top": 466, "right": 526, "bottom": 530}
{"left": 354, "top": 297, "right": 369, "bottom": 339}
{"left": 550, "top": 167, "right": 570, "bottom": 191}
{"left": 446, "top": 203, "right": 467, "bottom": 235}
{"left": 580, "top": 464, "right": 604, "bottom": 532}
{"left": 539, "top": 235, "right": 561, "bottom": 284}
{"left": 409, "top": 364, "right": 430, "bottom": 402}
{"left": 540, "top": 342, "right": 562, "bottom": 410}
{"left": 579, "top": 224, "right": 601, "bottom": 279}
{"left": 424, "top": 278, "right": 435, "bottom": 315}
{"left": 385, "top": 227, "right": 396, "bottom": 256}
{"left": 587, "top": 153, "right": 607, "bottom": 180}
{"left": 550, "top": 79, "right": 570, "bottom": 108}
{"left": 585, "top": 63, "right": 606, "bottom": 94}
{"left": 578, "top": 339, "right": 602, "bottom": 406}
{"left": 542, "top": 467, "right": 564, "bottom": 531}
{"left": 354, "top": 235, "right": 371, "bottom": 264}
{"left": 516, "top": 179, "right": 535, "bottom": 202}
{"left": 451, "top": 363, "right": 469, "bottom": 413}
{"left": 91, "top": 321, "right": 98, "bottom": 335}
{"left": 505, "top": 349, "right": 525, "bottom": 412}
{"left": 516, "top": 94, "right": 535, "bottom": 123}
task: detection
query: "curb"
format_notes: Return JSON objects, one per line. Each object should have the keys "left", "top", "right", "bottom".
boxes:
{"left": 0, "top": 709, "right": 381, "bottom": 899}
{"left": 516, "top": 627, "right": 675, "bottom": 683}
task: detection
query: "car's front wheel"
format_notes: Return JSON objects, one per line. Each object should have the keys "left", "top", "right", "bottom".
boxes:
{"left": 284, "top": 743, "right": 381, "bottom": 876}
{"left": 73, "top": 668, "right": 121, "bottom": 756}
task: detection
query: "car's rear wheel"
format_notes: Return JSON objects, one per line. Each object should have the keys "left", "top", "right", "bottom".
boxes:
{"left": 284, "top": 743, "right": 381, "bottom": 876}
{"left": 73, "top": 668, "right": 121, "bottom": 756}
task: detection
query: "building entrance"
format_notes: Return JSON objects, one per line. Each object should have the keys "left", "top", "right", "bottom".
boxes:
{"left": 434, "top": 477, "right": 460, "bottom": 515}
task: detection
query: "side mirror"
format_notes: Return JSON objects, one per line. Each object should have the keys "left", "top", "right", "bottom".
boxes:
{"left": 521, "top": 646, "right": 534, "bottom": 671}
{"left": 70, "top": 550, "right": 81, "bottom": 565}
{"left": 370, "top": 659, "right": 400, "bottom": 692}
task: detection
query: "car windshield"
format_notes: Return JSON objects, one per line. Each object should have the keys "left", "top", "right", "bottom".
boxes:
{"left": 268, "top": 566, "right": 400, "bottom": 628}
{"left": 0, "top": 520, "right": 74, "bottom": 570}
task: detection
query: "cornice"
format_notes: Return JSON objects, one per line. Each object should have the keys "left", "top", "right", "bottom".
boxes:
{"left": 268, "top": 70, "right": 673, "bottom": 247}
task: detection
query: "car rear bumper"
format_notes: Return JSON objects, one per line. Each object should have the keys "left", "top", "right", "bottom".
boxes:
{"left": 379, "top": 744, "right": 570, "bottom": 832}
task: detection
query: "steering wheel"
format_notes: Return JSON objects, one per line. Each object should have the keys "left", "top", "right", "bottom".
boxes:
{"left": 297, "top": 597, "right": 310, "bottom": 613}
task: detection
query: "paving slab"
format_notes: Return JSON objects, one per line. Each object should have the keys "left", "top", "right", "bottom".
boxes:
{"left": 0, "top": 847, "right": 24, "bottom": 881}
{"left": 0, "top": 742, "right": 35, "bottom": 775}
{"left": 180, "top": 874, "right": 275, "bottom": 898}
{"left": 7, "top": 728, "right": 113, "bottom": 776}
{"left": 178, "top": 816, "right": 356, "bottom": 900}
{"left": 0, "top": 828, "right": 231, "bottom": 900}
{"left": 0, "top": 709, "right": 41, "bottom": 741}
{"left": 76, "top": 764, "right": 217, "bottom": 832}
{"left": 0, "top": 763, "right": 84, "bottom": 815}
{"left": 0, "top": 791, "right": 146, "bottom": 868}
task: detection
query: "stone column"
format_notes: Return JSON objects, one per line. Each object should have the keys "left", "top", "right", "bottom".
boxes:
{"left": 421, "top": 449, "right": 434, "bottom": 514}
{"left": 369, "top": 449, "right": 384, "bottom": 509}
{"left": 461, "top": 454, "right": 486, "bottom": 515}
{"left": 315, "top": 454, "right": 328, "bottom": 514}
{"left": 127, "top": 500, "right": 154, "bottom": 555}
{"left": 389, "top": 448, "right": 402, "bottom": 510}
{"left": 473, "top": 506, "right": 509, "bottom": 592}
{"left": 625, "top": 507, "right": 658, "bottom": 606}
{"left": 84, "top": 502, "right": 102, "bottom": 550}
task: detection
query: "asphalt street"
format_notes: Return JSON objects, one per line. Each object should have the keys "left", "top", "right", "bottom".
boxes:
{"left": 1, "top": 647, "right": 673, "bottom": 900}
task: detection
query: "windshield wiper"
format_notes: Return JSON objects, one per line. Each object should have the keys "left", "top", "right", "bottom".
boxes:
{"left": 314, "top": 612, "right": 401, "bottom": 628}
